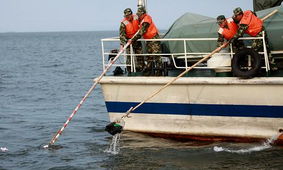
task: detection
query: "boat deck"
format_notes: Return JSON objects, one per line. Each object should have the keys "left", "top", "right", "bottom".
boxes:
{"left": 101, "top": 36, "right": 283, "bottom": 78}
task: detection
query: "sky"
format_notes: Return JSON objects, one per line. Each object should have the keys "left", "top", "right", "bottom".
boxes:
{"left": 0, "top": 0, "right": 253, "bottom": 33}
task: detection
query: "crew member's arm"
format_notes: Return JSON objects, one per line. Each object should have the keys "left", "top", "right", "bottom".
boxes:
{"left": 119, "top": 23, "right": 128, "bottom": 46}
{"left": 131, "top": 22, "right": 150, "bottom": 42}
{"left": 230, "top": 24, "right": 248, "bottom": 43}
{"left": 217, "top": 33, "right": 225, "bottom": 47}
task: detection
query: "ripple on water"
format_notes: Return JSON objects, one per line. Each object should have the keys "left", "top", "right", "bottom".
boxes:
{"left": 48, "top": 165, "right": 81, "bottom": 170}
{"left": 41, "top": 64, "right": 64, "bottom": 68}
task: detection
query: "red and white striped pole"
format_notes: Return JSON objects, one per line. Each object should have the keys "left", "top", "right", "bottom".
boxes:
{"left": 44, "top": 40, "right": 133, "bottom": 148}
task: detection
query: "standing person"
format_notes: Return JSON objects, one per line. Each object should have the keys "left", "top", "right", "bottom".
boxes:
{"left": 216, "top": 15, "right": 244, "bottom": 52}
{"left": 231, "top": 7, "right": 265, "bottom": 52}
{"left": 232, "top": 7, "right": 276, "bottom": 69}
{"left": 120, "top": 8, "right": 144, "bottom": 73}
{"left": 132, "top": 6, "right": 162, "bottom": 76}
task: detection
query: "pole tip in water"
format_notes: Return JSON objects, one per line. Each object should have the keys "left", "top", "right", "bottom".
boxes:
{"left": 43, "top": 144, "right": 63, "bottom": 150}
{"left": 1, "top": 147, "right": 8, "bottom": 152}
{"left": 105, "top": 122, "right": 123, "bottom": 135}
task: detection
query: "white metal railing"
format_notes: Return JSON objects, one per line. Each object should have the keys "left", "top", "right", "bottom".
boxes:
{"left": 101, "top": 32, "right": 275, "bottom": 73}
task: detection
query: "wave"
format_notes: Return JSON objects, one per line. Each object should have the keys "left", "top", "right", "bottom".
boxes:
{"left": 1, "top": 147, "right": 8, "bottom": 152}
{"left": 213, "top": 133, "right": 281, "bottom": 154}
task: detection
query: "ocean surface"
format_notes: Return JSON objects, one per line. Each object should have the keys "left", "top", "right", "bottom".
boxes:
{"left": 0, "top": 31, "right": 282, "bottom": 170}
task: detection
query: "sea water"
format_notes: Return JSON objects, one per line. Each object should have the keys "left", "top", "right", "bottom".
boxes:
{"left": 213, "top": 133, "right": 282, "bottom": 154}
{"left": 0, "top": 31, "right": 283, "bottom": 169}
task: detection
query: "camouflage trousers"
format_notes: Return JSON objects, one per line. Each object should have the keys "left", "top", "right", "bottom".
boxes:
{"left": 251, "top": 29, "right": 277, "bottom": 68}
{"left": 125, "top": 41, "right": 144, "bottom": 73}
{"left": 251, "top": 28, "right": 269, "bottom": 53}
{"left": 143, "top": 35, "right": 163, "bottom": 76}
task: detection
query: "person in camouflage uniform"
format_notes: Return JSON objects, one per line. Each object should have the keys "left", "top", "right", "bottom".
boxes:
{"left": 132, "top": 6, "right": 163, "bottom": 76}
{"left": 231, "top": 7, "right": 276, "bottom": 69}
{"left": 120, "top": 8, "right": 144, "bottom": 73}
{"left": 216, "top": 15, "right": 244, "bottom": 52}
{"left": 231, "top": 7, "right": 268, "bottom": 52}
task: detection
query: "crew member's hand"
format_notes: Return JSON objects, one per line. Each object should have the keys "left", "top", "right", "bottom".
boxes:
{"left": 229, "top": 38, "right": 235, "bottom": 44}
{"left": 223, "top": 42, "right": 229, "bottom": 48}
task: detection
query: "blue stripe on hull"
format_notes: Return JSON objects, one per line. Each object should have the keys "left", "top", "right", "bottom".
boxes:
{"left": 105, "top": 101, "right": 283, "bottom": 118}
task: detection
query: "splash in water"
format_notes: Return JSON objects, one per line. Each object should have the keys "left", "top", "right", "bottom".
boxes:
{"left": 1, "top": 147, "right": 8, "bottom": 152}
{"left": 104, "top": 133, "right": 121, "bottom": 155}
{"left": 213, "top": 133, "right": 281, "bottom": 154}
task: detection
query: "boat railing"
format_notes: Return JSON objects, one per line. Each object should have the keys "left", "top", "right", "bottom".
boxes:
{"left": 101, "top": 32, "right": 271, "bottom": 73}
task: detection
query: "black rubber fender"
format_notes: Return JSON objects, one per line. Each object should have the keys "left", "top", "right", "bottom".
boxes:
{"left": 232, "top": 48, "right": 261, "bottom": 78}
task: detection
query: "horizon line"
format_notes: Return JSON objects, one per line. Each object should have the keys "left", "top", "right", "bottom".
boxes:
{"left": 0, "top": 28, "right": 168, "bottom": 34}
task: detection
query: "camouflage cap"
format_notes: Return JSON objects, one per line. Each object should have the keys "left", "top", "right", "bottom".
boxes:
{"left": 216, "top": 15, "right": 226, "bottom": 22}
{"left": 124, "top": 8, "right": 133, "bottom": 16}
{"left": 137, "top": 6, "right": 146, "bottom": 15}
{"left": 233, "top": 7, "right": 243, "bottom": 16}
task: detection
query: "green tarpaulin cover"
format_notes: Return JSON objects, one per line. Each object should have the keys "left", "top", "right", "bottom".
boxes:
{"left": 254, "top": 0, "right": 283, "bottom": 11}
{"left": 162, "top": 6, "right": 283, "bottom": 53}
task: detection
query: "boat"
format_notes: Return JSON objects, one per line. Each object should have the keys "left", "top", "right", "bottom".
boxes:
{"left": 99, "top": 0, "right": 283, "bottom": 144}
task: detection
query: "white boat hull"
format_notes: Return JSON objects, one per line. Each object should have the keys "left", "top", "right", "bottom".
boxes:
{"left": 99, "top": 76, "right": 283, "bottom": 143}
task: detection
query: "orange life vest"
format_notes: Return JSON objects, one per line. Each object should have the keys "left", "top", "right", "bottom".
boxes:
{"left": 140, "top": 14, "right": 158, "bottom": 39}
{"left": 122, "top": 14, "right": 140, "bottom": 38}
{"left": 218, "top": 18, "right": 238, "bottom": 40}
{"left": 240, "top": 10, "right": 263, "bottom": 36}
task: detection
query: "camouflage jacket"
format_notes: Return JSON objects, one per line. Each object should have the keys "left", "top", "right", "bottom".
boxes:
{"left": 119, "top": 22, "right": 128, "bottom": 46}
{"left": 217, "top": 33, "right": 225, "bottom": 47}
{"left": 131, "top": 22, "right": 150, "bottom": 42}
{"left": 233, "top": 24, "right": 249, "bottom": 40}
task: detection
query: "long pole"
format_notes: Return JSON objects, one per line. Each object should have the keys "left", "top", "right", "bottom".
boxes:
{"left": 261, "top": 9, "right": 278, "bottom": 21}
{"left": 121, "top": 42, "right": 228, "bottom": 119}
{"left": 45, "top": 31, "right": 140, "bottom": 147}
